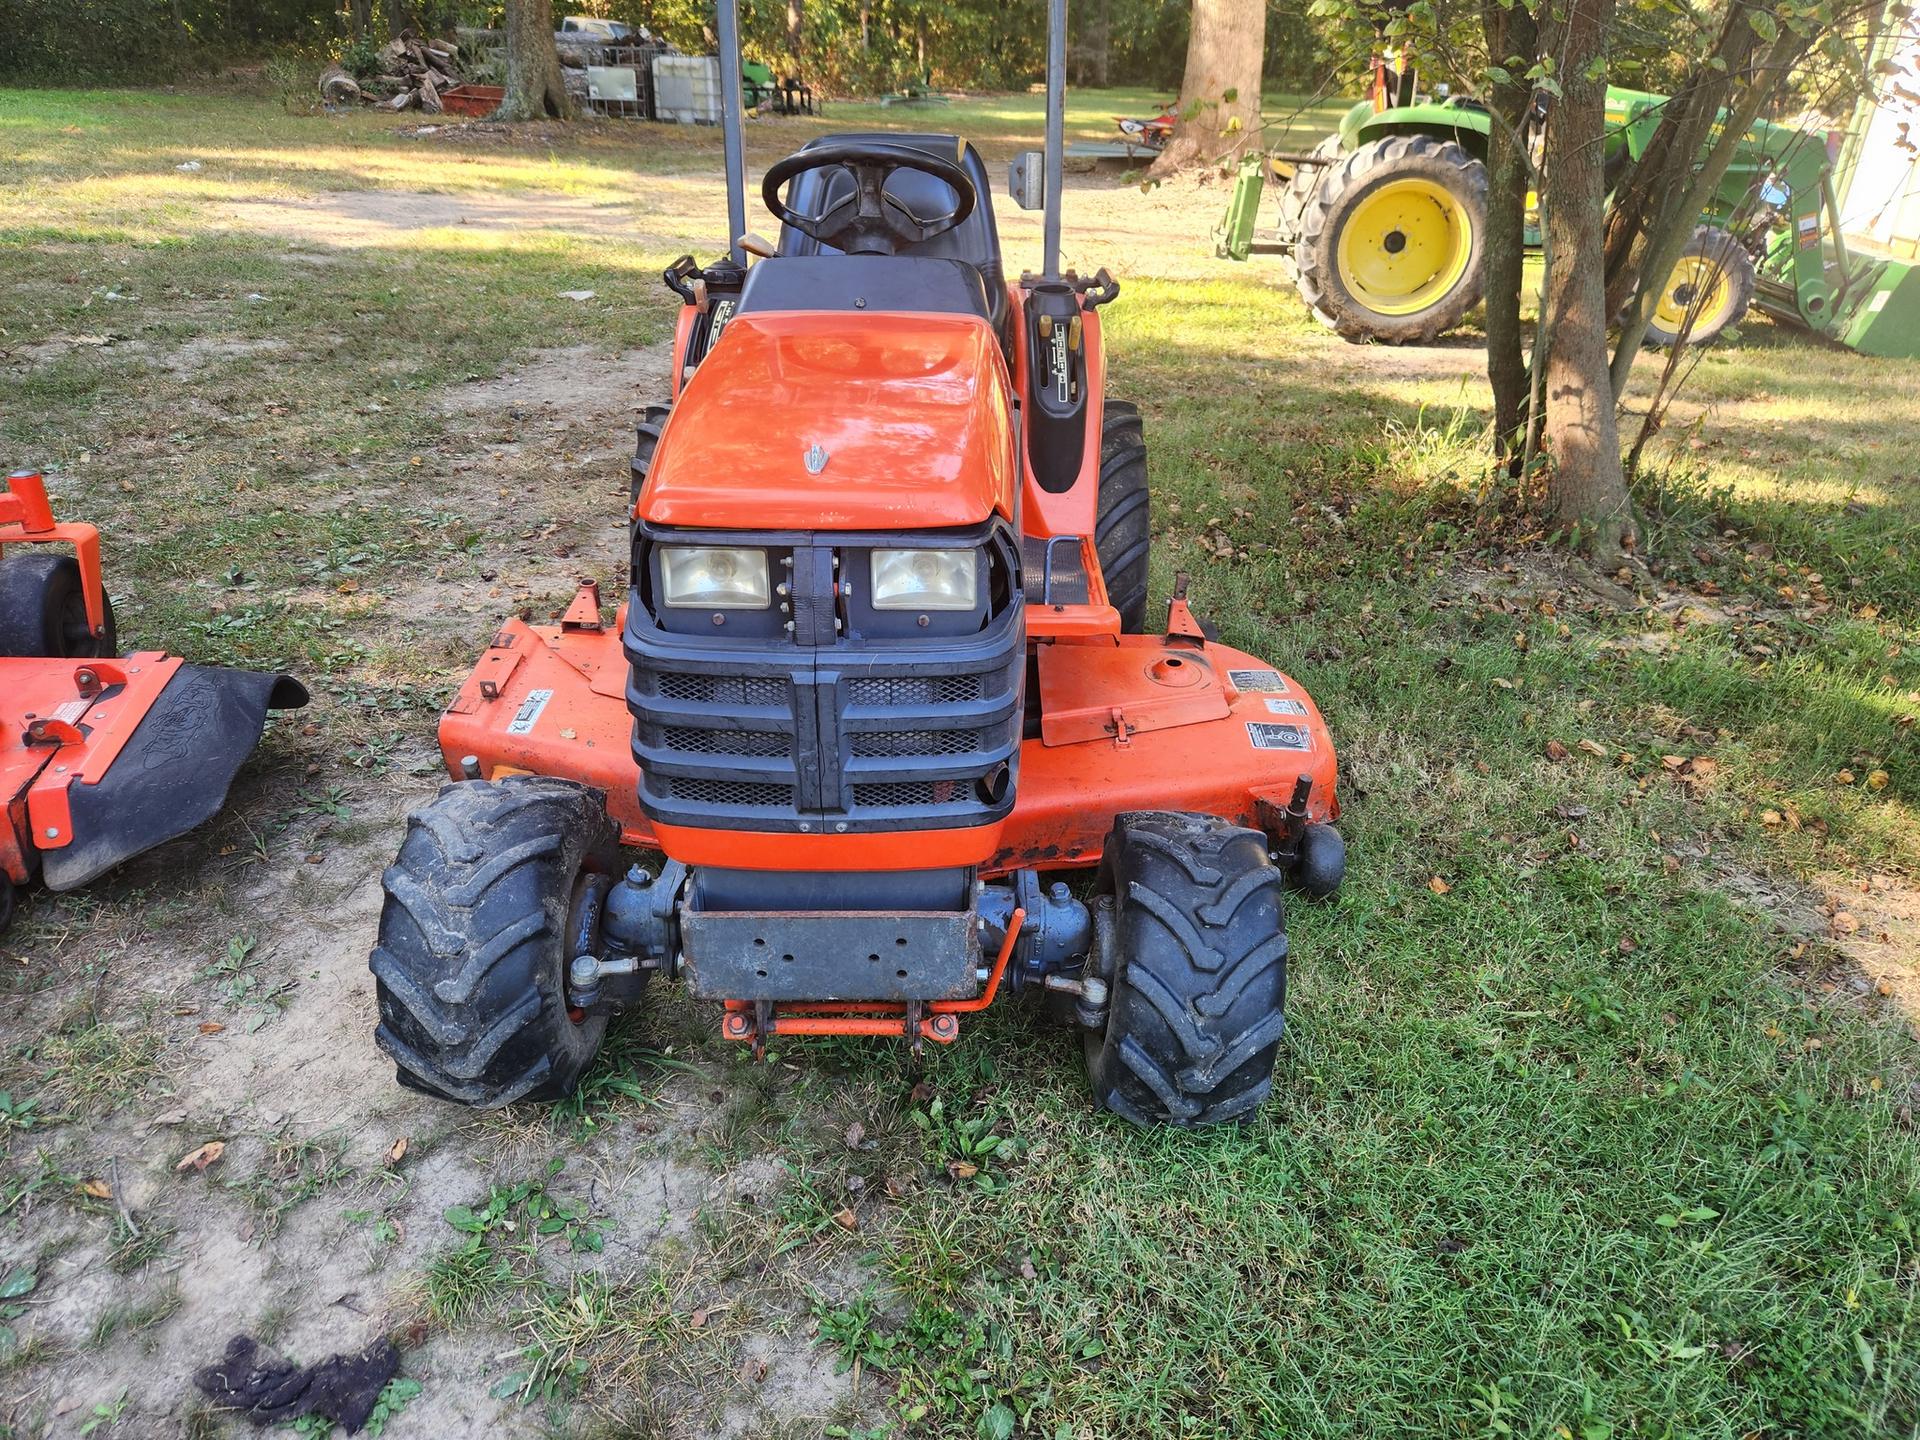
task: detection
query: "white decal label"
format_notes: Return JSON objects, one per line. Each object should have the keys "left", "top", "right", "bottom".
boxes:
{"left": 1264, "top": 697, "right": 1308, "bottom": 716}
{"left": 1247, "top": 721, "right": 1312, "bottom": 752}
{"left": 506, "top": 688, "right": 554, "bottom": 735}
{"left": 1229, "top": 668, "right": 1288, "bottom": 693}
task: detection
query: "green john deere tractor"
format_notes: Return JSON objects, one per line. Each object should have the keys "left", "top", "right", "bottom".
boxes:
{"left": 1219, "top": 41, "right": 1920, "bottom": 358}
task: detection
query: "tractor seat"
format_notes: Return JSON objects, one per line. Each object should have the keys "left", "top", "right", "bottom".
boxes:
{"left": 735, "top": 254, "right": 993, "bottom": 324}
{"left": 773, "top": 133, "right": 1010, "bottom": 350}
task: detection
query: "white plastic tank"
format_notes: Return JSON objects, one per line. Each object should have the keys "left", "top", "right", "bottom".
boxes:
{"left": 652, "top": 54, "right": 722, "bottom": 125}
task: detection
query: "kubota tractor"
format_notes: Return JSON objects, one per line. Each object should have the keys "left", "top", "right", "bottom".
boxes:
{"left": 1, "top": 469, "right": 307, "bottom": 936}
{"left": 367, "top": 0, "right": 1345, "bottom": 1127}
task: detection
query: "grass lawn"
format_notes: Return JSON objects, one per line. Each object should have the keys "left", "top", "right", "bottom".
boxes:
{"left": 1, "top": 81, "right": 1919, "bottom": 1439}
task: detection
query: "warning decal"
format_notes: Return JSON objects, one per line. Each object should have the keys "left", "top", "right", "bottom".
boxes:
{"left": 507, "top": 688, "right": 555, "bottom": 735}
{"left": 1229, "top": 668, "right": 1288, "bottom": 693}
{"left": 1264, "top": 697, "right": 1308, "bottom": 716}
{"left": 1247, "top": 721, "right": 1312, "bottom": 752}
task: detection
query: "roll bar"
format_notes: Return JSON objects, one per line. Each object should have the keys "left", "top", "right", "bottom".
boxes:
{"left": 710, "top": 0, "right": 1071, "bottom": 280}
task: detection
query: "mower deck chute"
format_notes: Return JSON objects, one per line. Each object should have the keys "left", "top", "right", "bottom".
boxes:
{"left": 369, "top": 0, "right": 1348, "bottom": 1127}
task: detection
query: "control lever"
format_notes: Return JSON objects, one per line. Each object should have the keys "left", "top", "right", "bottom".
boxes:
{"left": 663, "top": 254, "right": 699, "bottom": 305}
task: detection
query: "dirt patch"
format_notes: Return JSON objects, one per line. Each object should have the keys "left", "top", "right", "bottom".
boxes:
{"left": 1822, "top": 871, "right": 1920, "bottom": 1029}
{"left": 219, "top": 190, "right": 651, "bottom": 247}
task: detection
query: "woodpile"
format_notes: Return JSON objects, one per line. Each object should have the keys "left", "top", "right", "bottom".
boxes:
{"left": 345, "top": 31, "right": 463, "bottom": 113}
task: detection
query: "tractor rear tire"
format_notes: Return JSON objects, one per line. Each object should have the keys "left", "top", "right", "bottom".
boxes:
{"left": 370, "top": 776, "right": 620, "bottom": 1107}
{"left": 630, "top": 403, "right": 672, "bottom": 514}
{"left": 1096, "top": 400, "right": 1151, "bottom": 634}
{"left": 1277, "top": 135, "right": 1344, "bottom": 283}
{"left": 0, "top": 553, "right": 116, "bottom": 659}
{"left": 1642, "top": 224, "right": 1754, "bottom": 348}
{"left": 1295, "top": 134, "right": 1487, "bottom": 345}
{"left": 1085, "top": 811, "right": 1288, "bottom": 1127}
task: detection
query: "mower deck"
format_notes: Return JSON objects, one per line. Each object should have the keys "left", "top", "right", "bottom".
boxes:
{"left": 438, "top": 585, "right": 1338, "bottom": 877}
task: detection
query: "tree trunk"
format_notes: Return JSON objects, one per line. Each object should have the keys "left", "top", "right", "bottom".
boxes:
{"left": 786, "top": 0, "right": 804, "bottom": 64}
{"left": 350, "top": 0, "right": 372, "bottom": 40}
{"left": 1091, "top": 0, "right": 1112, "bottom": 88}
{"left": 1149, "top": 0, "right": 1266, "bottom": 174}
{"left": 1481, "top": 0, "right": 1538, "bottom": 458}
{"left": 1539, "top": 0, "right": 1633, "bottom": 562}
{"left": 497, "top": 0, "right": 572, "bottom": 122}
{"left": 860, "top": 3, "right": 869, "bottom": 53}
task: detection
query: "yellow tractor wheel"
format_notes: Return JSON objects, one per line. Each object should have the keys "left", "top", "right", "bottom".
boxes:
{"left": 1642, "top": 224, "right": 1755, "bottom": 347}
{"left": 1294, "top": 134, "right": 1487, "bottom": 344}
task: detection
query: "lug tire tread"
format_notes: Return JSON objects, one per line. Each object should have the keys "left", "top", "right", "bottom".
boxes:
{"left": 1088, "top": 811, "right": 1288, "bottom": 1128}
{"left": 1295, "top": 133, "right": 1488, "bottom": 345}
{"left": 369, "top": 776, "right": 617, "bottom": 1108}
{"left": 1095, "top": 400, "right": 1152, "bottom": 634}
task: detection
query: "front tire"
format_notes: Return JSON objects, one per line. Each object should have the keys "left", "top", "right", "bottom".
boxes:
{"left": 1085, "top": 812, "right": 1288, "bottom": 1127}
{"left": 370, "top": 777, "right": 619, "bottom": 1107}
{"left": 0, "top": 553, "right": 116, "bottom": 658}
{"left": 1295, "top": 134, "right": 1487, "bottom": 345}
{"left": 1642, "top": 224, "right": 1754, "bottom": 347}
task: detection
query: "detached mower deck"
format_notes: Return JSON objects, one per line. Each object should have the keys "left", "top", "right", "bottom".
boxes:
{"left": 367, "top": 0, "right": 1347, "bottom": 1128}
{"left": 0, "top": 470, "right": 306, "bottom": 934}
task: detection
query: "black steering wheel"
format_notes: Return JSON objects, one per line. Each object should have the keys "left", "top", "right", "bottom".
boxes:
{"left": 762, "top": 141, "right": 977, "bottom": 256}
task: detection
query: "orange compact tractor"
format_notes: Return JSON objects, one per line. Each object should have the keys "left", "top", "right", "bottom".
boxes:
{"left": 368, "top": 0, "right": 1345, "bottom": 1127}
{"left": 1, "top": 470, "right": 306, "bottom": 936}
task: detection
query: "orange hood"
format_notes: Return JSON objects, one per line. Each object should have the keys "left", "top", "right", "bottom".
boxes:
{"left": 639, "top": 310, "right": 1017, "bottom": 532}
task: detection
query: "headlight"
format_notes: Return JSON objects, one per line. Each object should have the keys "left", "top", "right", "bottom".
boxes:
{"left": 871, "top": 548, "right": 978, "bottom": 611}
{"left": 658, "top": 546, "right": 770, "bottom": 609}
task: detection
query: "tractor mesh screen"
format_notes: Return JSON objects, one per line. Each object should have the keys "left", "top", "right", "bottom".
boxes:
{"left": 850, "top": 727, "right": 982, "bottom": 758}
{"left": 656, "top": 672, "right": 787, "bottom": 707}
{"left": 852, "top": 781, "right": 971, "bottom": 809}
{"left": 846, "top": 674, "right": 981, "bottom": 707}
{"left": 665, "top": 776, "right": 794, "bottom": 809}
{"left": 662, "top": 726, "right": 789, "bottom": 759}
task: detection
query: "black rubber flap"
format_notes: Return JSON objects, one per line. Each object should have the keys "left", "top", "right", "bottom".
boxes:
{"left": 42, "top": 666, "right": 308, "bottom": 891}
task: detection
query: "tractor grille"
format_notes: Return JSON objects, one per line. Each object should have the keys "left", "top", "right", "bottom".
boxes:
{"left": 624, "top": 529, "right": 1024, "bottom": 834}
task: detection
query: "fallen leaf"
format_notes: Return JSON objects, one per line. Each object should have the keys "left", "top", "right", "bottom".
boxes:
{"left": 843, "top": 1121, "right": 866, "bottom": 1150}
{"left": 1544, "top": 739, "right": 1570, "bottom": 762}
{"left": 1868, "top": 770, "right": 1890, "bottom": 791}
{"left": 1427, "top": 876, "right": 1451, "bottom": 895}
{"left": 739, "top": 1357, "right": 768, "bottom": 1384}
{"left": 1833, "top": 912, "right": 1862, "bottom": 935}
{"left": 198, "top": 1021, "right": 226, "bottom": 1035}
{"left": 1020, "top": 1259, "right": 1037, "bottom": 1280}
{"left": 1837, "top": 769, "right": 1857, "bottom": 785}
{"left": 689, "top": 1307, "right": 710, "bottom": 1328}
{"left": 176, "top": 1140, "right": 226, "bottom": 1172}
{"left": 385, "top": 1136, "right": 409, "bottom": 1167}
{"left": 78, "top": 1178, "right": 112, "bottom": 1200}
{"left": 1761, "top": 810, "right": 1784, "bottom": 827}
{"left": 947, "top": 1160, "right": 979, "bottom": 1181}
{"left": 832, "top": 1207, "right": 858, "bottom": 1230}
{"left": 907, "top": 1080, "right": 935, "bottom": 1106}
{"left": 1576, "top": 739, "right": 1608, "bottom": 758}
